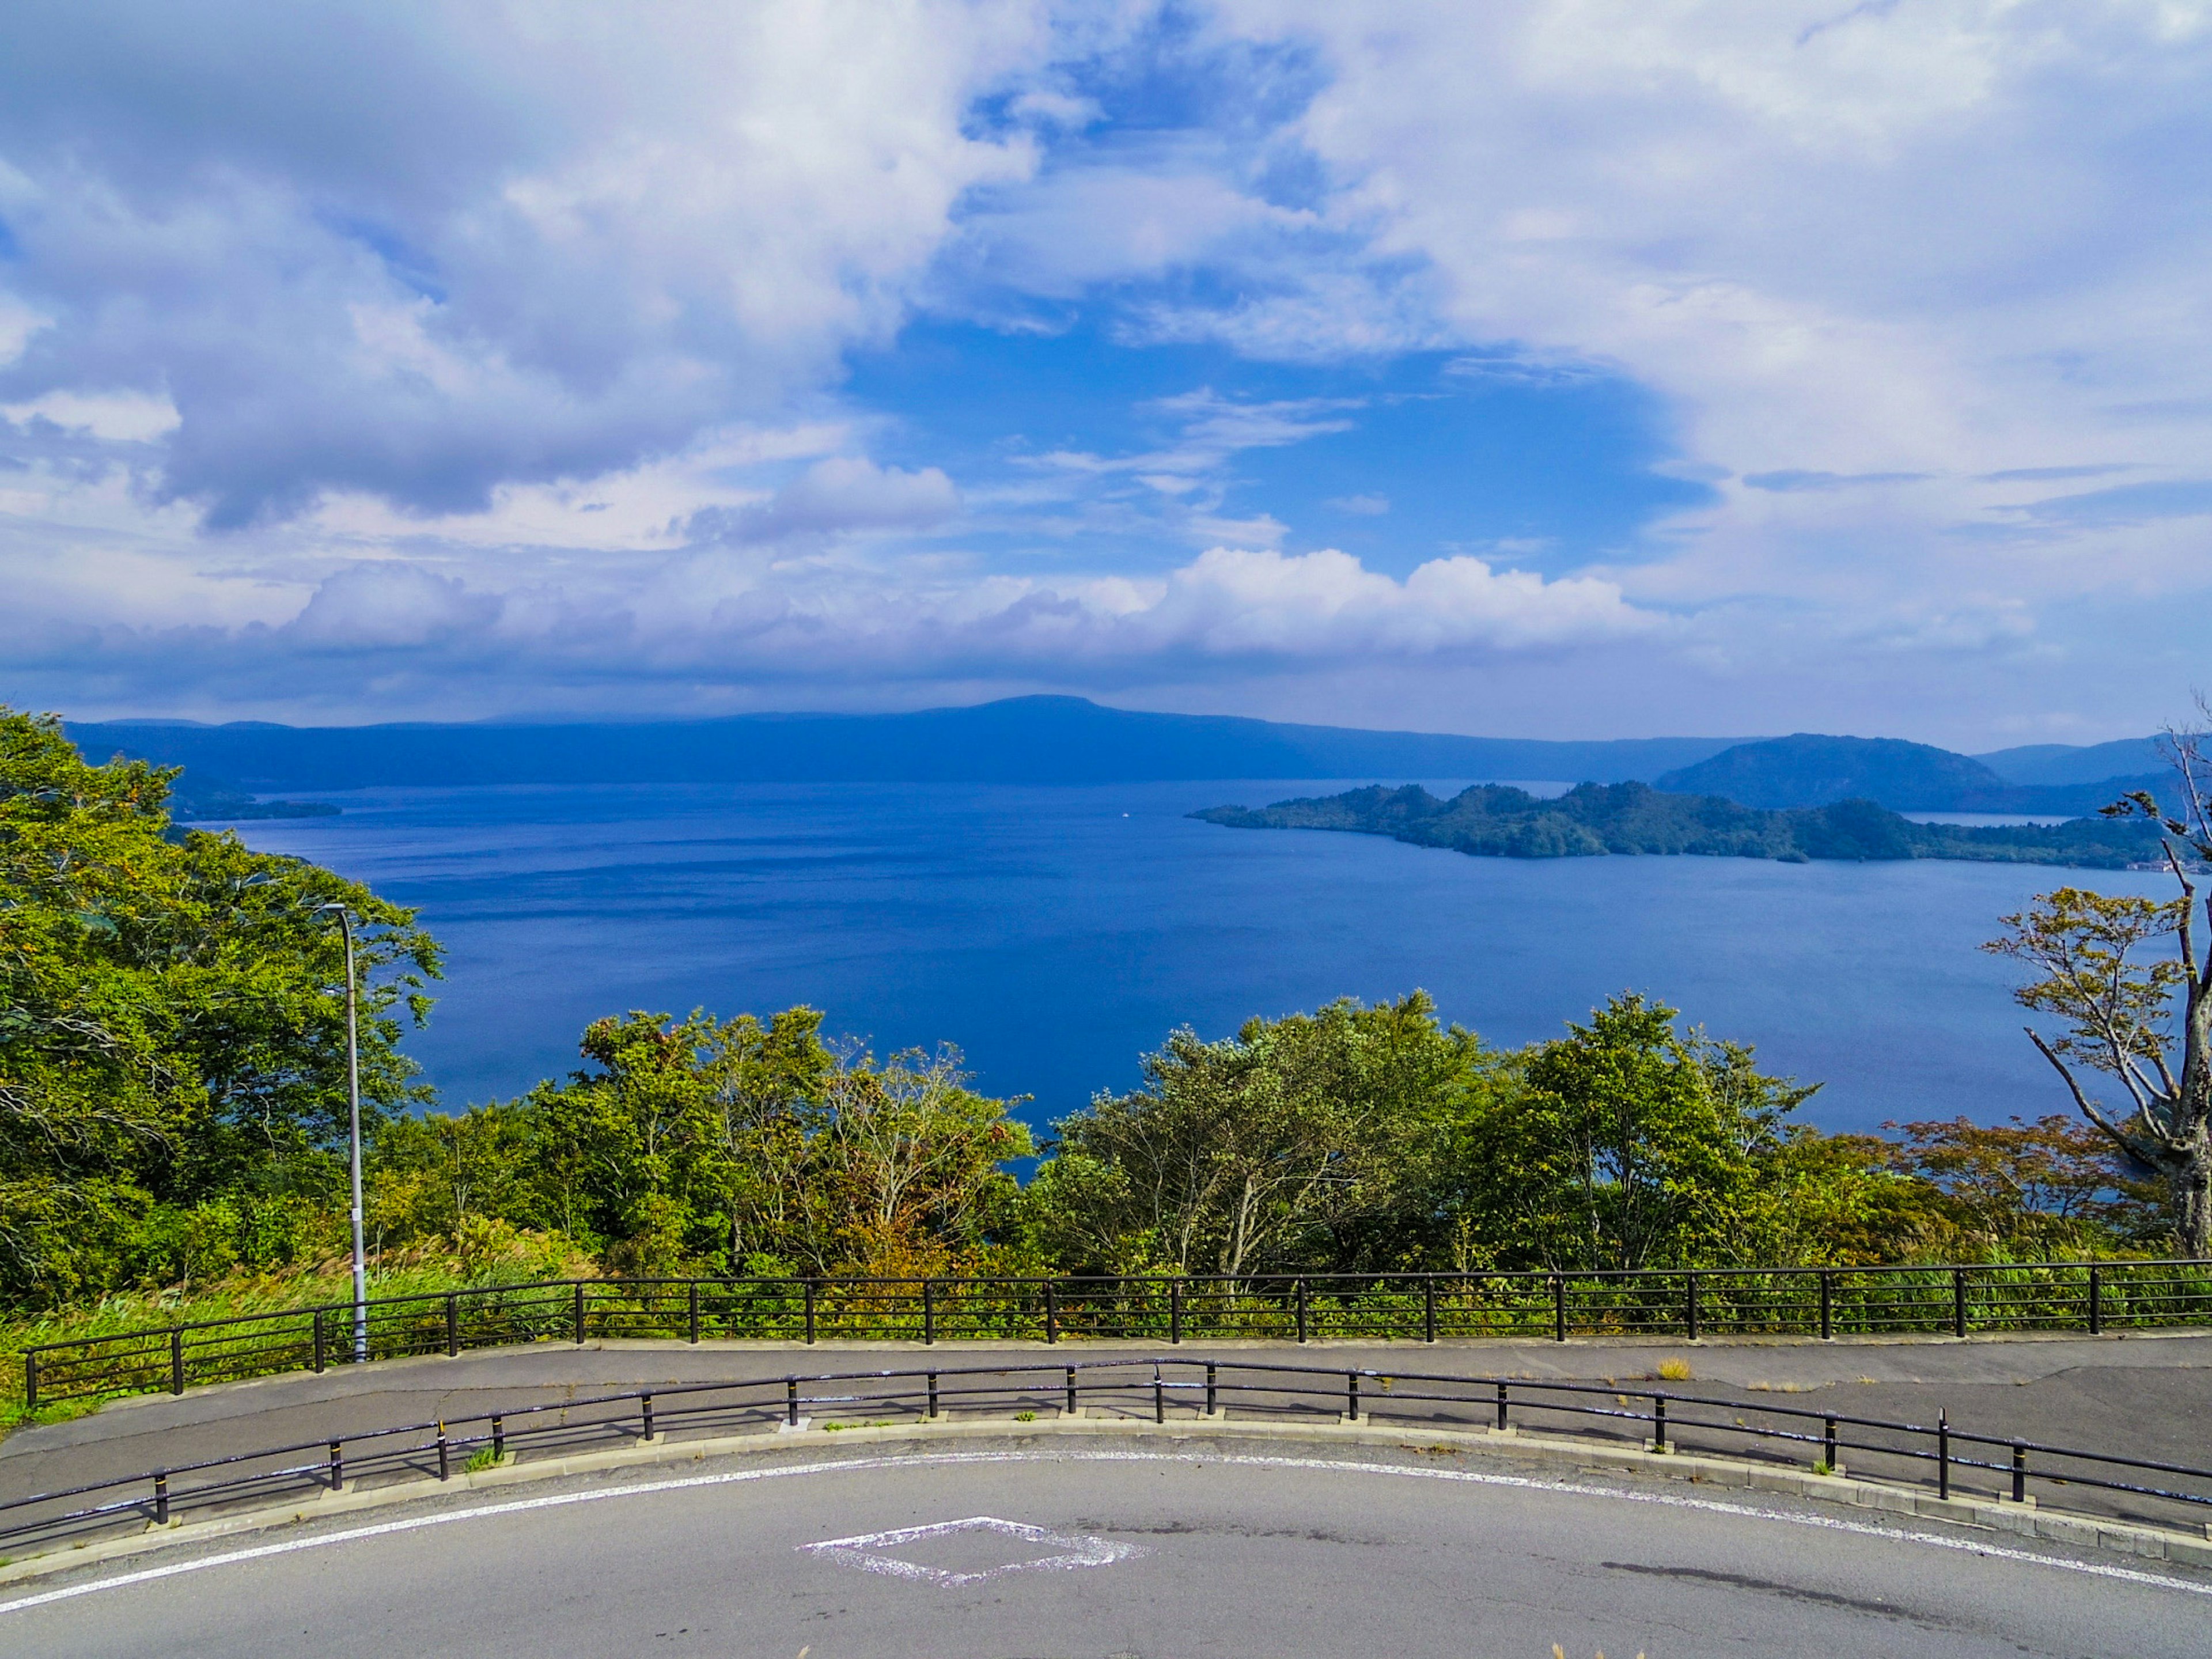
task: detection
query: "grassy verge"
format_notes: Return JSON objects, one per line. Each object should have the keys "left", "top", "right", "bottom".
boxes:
{"left": 0, "top": 1231, "right": 596, "bottom": 1438}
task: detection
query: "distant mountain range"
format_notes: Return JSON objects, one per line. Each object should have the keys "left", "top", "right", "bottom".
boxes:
{"left": 59, "top": 698, "right": 2175, "bottom": 820}
{"left": 1654, "top": 734, "right": 2171, "bottom": 817}
{"left": 66, "top": 698, "right": 1748, "bottom": 794}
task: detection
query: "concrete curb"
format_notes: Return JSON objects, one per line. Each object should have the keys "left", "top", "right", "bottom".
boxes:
{"left": 7, "top": 1412, "right": 2211, "bottom": 1589}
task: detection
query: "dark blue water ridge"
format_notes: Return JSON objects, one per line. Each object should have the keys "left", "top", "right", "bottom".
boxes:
{"left": 224, "top": 779, "right": 2167, "bottom": 1136}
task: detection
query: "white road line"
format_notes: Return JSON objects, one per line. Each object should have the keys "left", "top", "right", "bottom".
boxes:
{"left": 3, "top": 1448, "right": 2207, "bottom": 1618}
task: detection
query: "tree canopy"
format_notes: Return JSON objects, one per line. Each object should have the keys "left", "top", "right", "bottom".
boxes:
{"left": 0, "top": 707, "right": 440, "bottom": 1304}
{"left": 2, "top": 705, "right": 2183, "bottom": 1319}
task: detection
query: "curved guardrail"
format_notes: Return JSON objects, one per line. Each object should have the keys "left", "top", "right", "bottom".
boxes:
{"left": 5, "top": 1358, "right": 2209, "bottom": 1558}
{"left": 18, "top": 1259, "right": 2212, "bottom": 1411}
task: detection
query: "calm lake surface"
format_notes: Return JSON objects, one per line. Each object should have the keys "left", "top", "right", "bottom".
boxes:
{"left": 227, "top": 780, "right": 2169, "bottom": 1137}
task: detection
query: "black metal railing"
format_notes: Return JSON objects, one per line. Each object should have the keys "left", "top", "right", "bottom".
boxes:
{"left": 18, "top": 1259, "right": 2212, "bottom": 1410}
{"left": 5, "top": 1357, "right": 2209, "bottom": 1556}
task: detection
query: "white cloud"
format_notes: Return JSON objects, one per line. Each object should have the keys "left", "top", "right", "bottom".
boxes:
{"left": 0, "top": 389, "right": 178, "bottom": 442}
{"left": 1200, "top": 0, "right": 2212, "bottom": 628}
{"left": 0, "top": 0, "right": 1052, "bottom": 525}
{"left": 690, "top": 456, "right": 961, "bottom": 546}
{"left": 287, "top": 563, "right": 498, "bottom": 649}
{"left": 1128, "top": 545, "right": 1652, "bottom": 656}
{"left": 7, "top": 1, "right": 2212, "bottom": 742}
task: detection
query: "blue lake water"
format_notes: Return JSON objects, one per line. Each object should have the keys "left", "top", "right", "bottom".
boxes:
{"left": 226, "top": 780, "right": 2168, "bottom": 1138}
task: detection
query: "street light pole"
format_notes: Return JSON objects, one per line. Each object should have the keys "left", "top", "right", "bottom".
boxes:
{"left": 319, "top": 904, "right": 368, "bottom": 1363}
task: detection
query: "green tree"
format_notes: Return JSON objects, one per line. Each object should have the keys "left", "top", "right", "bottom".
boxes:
{"left": 1032, "top": 995, "right": 1477, "bottom": 1277}
{"left": 1448, "top": 994, "right": 1815, "bottom": 1271}
{"left": 464, "top": 1009, "right": 1030, "bottom": 1277}
{"left": 0, "top": 707, "right": 439, "bottom": 1306}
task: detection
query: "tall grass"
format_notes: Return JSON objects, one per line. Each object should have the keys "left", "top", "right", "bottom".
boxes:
{"left": 0, "top": 1230, "right": 594, "bottom": 1434}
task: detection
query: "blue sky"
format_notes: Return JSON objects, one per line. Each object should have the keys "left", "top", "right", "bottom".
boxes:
{"left": 3, "top": 1, "right": 2211, "bottom": 746}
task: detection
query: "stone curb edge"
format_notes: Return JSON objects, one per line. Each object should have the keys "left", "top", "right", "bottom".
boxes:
{"left": 5, "top": 1413, "right": 2209, "bottom": 1588}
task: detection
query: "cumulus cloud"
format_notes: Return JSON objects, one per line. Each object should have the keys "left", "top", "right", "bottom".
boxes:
{"left": 287, "top": 563, "right": 500, "bottom": 649}
{"left": 1198, "top": 1, "right": 2212, "bottom": 621}
{"left": 7, "top": 2, "right": 2212, "bottom": 740}
{"left": 0, "top": 0, "right": 1050, "bottom": 526}
{"left": 687, "top": 457, "right": 961, "bottom": 546}
{"left": 1127, "top": 546, "right": 1648, "bottom": 657}
{"left": 0, "top": 533, "right": 1653, "bottom": 719}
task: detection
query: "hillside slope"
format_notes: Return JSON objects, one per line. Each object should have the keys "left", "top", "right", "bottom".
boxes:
{"left": 1657, "top": 733, "right": 2171, "bottom": 815}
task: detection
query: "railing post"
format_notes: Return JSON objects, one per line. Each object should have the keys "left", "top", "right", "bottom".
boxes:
{"left": 1347, "top": 1372, "right": 1360, "bottom": 1421}
{"left": 1495, "top": 1380, "right": 1509, "bottom": 1431}
{"left": 786, "top": 1377, "right": 800, "bottom": 1426}
{"left": 154, "top": 1470, "right": 169, "bottom": 1526}
{"left": 171, "top": 1327, "right": 185, "bottom": 1396}
{"left": 1652, "top": 1394, "right": 1667, "bottom": 1453}
{"left": 573, "top": 1282, "right": 586, "bottom": 1346}
{"left": 1953, "top": 1268, "right": 1967, "bottom": 1339}
{"left": 688, "top": 1282, "right": 701, "bottom": 1346}
{"left": 490, "top": 1414, "right": 503, "bottom": 1463}
{"left": 927, "top": 1370, "right": 940, "bottom": 1419}
{"left": 642, "top": 1390, "right": 656, "bottom": 1442}
{"left": 1296, "top": 1278, "right": 1309, "bottom": 1344}
{"left": 923, "top": 1280, "right": 936, "bottom": 1346}
{"left": 329, "top": 1439, "right": 344, "bottom": 1490}
{"left": 1170, "top": 1279, "right": 1183, "bottom": 1344}
{"left": 1937, "top": 1409, "right": 1950, "bottom": 1500}
{"left": 446, "top": 1293, "right": 459, "bottom": 1358}
{"left": 1685, "top": 1271, "right": 1699, "bottom": 1342}
{"left": 2012, "top": 1440, "right": 2027, "bottom": 1504}
{"left": 1819, "top": 1270, "right": 1833, "bottom": 1342}
{"left": 1552, "top": 1275, "right": 1566, "bottom": 1343}
{"left": 1423, "top": 1277, "right": 1437, "bottom": 1344}
{"left": 805, "top": 1279, "right": 817, "bottom": 1345}
{"left": 1823, "top": 1415, "right": 1837, "bottom": 1472}
{"left": 436, "top": 1425, "right": 450, "bottom": 1482}
{"left": 1046, "top": 1281, "right": 1059, "bottom": 1344}
{"left": 1205, "top": 1361, "right": 1218, "bottom": 1416}
{"left": 23, "top": 1350, "right": 36, "bottom": 1411}
{"left": 1153, "top": 1368, "right": 1165, "bottom": 1424}
{"left": 2088, "top": 1264, "right": 2103, "bottom": 1336}
{"left": 313, "top": 1308, "right": 327, "bottom": 1374}
{"left": 1065, "top": 1364, "right": 1077, "bottom": 1416}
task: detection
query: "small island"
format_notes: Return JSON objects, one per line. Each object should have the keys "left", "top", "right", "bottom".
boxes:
{"left": 1192, "top": 780, "right": 2165, "bottom": 868}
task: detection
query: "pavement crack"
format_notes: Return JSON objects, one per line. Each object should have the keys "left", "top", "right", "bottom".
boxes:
{"left": 1601, "top": 1559, "right": 1944, "bottom": 1626}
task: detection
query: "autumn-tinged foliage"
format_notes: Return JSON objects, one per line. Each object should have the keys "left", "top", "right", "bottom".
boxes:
{"left": 1983, "top": 707, "right": 2212, "bottom": 1255}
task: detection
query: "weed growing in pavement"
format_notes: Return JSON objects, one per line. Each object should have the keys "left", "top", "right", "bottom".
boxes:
{"left": 1656, "top": 1358, "right": 1693, "bottom": 1381}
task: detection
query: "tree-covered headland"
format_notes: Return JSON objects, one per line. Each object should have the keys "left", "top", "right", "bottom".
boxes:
{"left": 0, "top": 706, "right": 2194, "bottom": 1324}
{"left": 1195, "top": 780, "right": 2170, "bottom": 866}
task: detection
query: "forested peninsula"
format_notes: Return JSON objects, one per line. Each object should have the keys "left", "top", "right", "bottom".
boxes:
{"left": 1193, "top": 781, "right": 2165, "bottom": 867}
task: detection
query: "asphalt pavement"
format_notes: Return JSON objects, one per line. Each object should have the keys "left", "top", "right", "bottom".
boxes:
{"left": 5, "top": 1437, "right": 2208, "bottom": 1657}
{"left": 9, "top": 1330, "right": 2212, "bottom": 1515}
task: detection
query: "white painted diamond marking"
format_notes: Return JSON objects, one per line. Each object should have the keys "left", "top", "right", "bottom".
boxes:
{"left": 799, "top": 1514, "right": 1149, "bottom": 1587}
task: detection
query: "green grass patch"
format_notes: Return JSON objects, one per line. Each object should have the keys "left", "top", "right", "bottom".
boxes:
{"left": 0, "top": 1233, "right": 596, "bottom": 1439}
